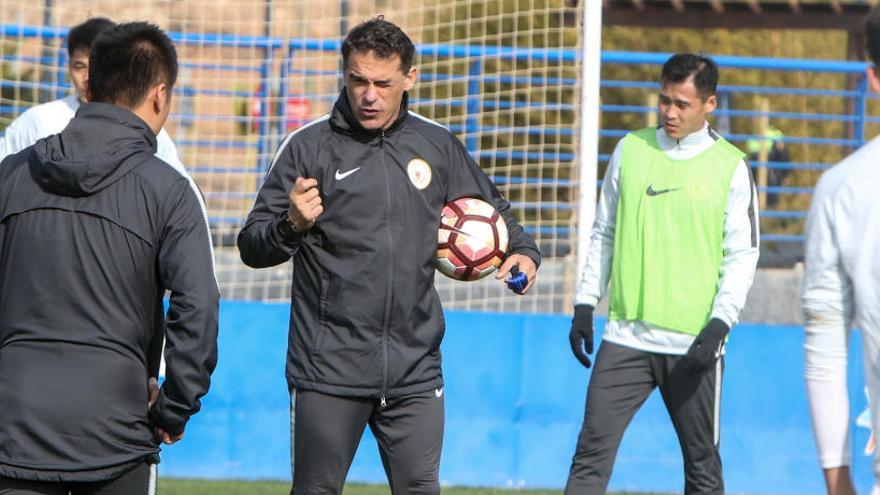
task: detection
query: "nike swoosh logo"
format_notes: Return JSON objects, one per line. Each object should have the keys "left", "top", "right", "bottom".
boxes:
{"left": 435, "top": 388, "right": 444, "bottom": 398}
{"left": 335, "top": 167, "right": 361, "bottom": 181}
{"left": 646, "top": 184, "right": 682, "bottom": 197}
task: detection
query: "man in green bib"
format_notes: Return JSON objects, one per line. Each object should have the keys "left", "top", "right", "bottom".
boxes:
{"left": 565, "top": 54, "right": 759, "bottom": 494}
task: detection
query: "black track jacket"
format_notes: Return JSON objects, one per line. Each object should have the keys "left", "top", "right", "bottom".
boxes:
{"left": 0, "top": 103, "right": 219, "bottom": 482}
{"left": 238, "top": 90, "right": 540, "bottom": 400}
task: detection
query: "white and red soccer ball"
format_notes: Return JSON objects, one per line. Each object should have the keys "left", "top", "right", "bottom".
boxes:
{"left": 436, "top": 197, "right": 508, "bottom": 281}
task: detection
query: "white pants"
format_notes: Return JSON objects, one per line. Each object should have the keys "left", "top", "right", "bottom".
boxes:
{"left": 805, "top": 323, "right": 880, "bottom": 486}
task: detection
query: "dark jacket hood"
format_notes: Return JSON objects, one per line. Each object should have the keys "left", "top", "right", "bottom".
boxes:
{"left": 329, "top": 88, "right": 410, "bottom": 138}
{"left": 30, "top": 102, "right": 158, "bottom": 197}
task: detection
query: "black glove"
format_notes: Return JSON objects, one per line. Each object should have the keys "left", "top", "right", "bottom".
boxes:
{"left": 569, "top": 304, "right": 595, "bottom": 368}
{"left": 680, "top": 318, "right": 730, "bottom": 375}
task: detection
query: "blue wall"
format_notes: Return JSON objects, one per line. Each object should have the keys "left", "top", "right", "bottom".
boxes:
{"left": 160, "top": 301, "right": 873, "bottom": 494}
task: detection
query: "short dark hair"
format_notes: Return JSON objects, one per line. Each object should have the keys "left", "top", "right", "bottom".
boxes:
{"left": 866, "top": 5, "right": 880, "bottom": 66}
{"left": 661, "top": 53, "right": 719, "bottom": 100}
{"left": 66, "top": 17, "right": 115, "bottom": 57}
{"left": 88, "top": 22, "right": 178, "bottom": 107}
{"left": 342, "top": 16, "right": 415, "bottom": 73}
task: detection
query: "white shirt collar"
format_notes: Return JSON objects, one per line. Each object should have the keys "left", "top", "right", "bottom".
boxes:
{"left": 655, "top": 121, "right": 714, "bottom": 149}
{"left": 654, "top": 122, "right": 717, "bottom": 160}
{"left": 63, "top": 94, "right": 81, "bottom": 113}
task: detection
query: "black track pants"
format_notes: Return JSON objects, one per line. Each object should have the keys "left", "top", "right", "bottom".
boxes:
{"left": 0, "top": 462, "right": 156, "bottom": 495}
{"left": 289, "top": 387, "right": 445, "bottom": 495}
{"left": 565, "top": 341, "right": 724, "bottom": 495}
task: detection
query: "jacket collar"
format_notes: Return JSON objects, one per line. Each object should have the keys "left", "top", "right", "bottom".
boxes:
{"left": 75, "top": 102, "right": 159, "bottom": 152}
{"left": 29, "top": 102, "right": 157, "bottom": 197}
{"left": 329, "top": 88, "right": 409, "bottom": 139}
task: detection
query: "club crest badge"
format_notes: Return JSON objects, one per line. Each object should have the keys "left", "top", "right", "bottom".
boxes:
{"left": 407, "top": 158, "right": 432, "bottom": 190}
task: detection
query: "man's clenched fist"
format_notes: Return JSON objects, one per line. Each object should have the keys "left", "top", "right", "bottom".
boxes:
{"left": 288, "top": 177, "right": 323, "bottom": 232}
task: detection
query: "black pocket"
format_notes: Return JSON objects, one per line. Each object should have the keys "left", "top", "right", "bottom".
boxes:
{"left": 313, "top": 268, "right": 330, "bottom": 350}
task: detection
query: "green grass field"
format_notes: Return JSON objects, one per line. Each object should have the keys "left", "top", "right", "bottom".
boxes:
{"left": 160, "top": 479, "right": 556, "bottom": 494}
{"left": 160, "top": 479, "right": 661, "bottom": 495}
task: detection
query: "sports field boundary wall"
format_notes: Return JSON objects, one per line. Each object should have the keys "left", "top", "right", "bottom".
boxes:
{"left": 159, "top": 301, "right": 873, "bottom": 494}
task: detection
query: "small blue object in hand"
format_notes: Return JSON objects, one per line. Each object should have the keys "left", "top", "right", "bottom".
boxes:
{"left": 506, "top": 265, "right": 528, "bottom": 294}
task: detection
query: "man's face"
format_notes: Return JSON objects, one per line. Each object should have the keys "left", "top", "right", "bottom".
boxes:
{"left": 344, "top": 50, "right": 416, "bottom": 131}
{"left": 658, "top": 77, "right": 717, "bottom": 140}
{"left": 68, "top": 47, "right": 90, "bottom": 103}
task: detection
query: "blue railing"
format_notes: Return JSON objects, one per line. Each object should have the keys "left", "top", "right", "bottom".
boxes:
{"left": 1, "top": 24, "right": 876, "bottom": 246}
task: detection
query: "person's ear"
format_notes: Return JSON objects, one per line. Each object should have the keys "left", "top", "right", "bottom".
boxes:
{"left": 154, "top": 83, "right": 169, "bottom": 114}
{"left": 703, "top": 94, "right": 717, "bottom": 114}
{"left": 403, "top": 66, "right": 417, "bottom": 92}
{"left": 868, "top": 65, "right": 880, "bottom": 95}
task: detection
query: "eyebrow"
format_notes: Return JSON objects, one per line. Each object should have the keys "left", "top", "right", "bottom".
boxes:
{"left": 659, "top": 94, "right": 690, "bottom": 106}
{"left": 348, "top": 72, "right": 392, "bottom": 85}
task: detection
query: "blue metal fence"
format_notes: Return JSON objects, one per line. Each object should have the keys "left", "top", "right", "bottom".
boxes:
{"left": 2, "top": 24, "right": 877, "bottom": 246}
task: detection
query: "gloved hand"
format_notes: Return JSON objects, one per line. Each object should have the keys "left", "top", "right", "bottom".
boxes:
{"left": 680, "top": 318, "right": 730, "bottom": 375}
{"left": 569, "top": 304, "right": 595, "bottom": 368}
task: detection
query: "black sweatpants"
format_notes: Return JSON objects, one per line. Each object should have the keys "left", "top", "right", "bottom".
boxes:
{"left": 565, "top": 341, "right": 724, "bottom": 495}
{"left": 289, "top": 387, "right": 444, "bottom": 495}
{"left": 0, "top": 462, "right": 156, "bottom": 495}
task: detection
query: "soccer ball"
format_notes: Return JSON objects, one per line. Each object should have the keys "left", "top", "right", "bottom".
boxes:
{"left": 436, "top": 197, "right": 508, "bottom": 281}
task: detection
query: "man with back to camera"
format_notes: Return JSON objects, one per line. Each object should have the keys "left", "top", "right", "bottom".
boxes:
{"left": 566, "top": 53, "right": 759, "bottom": 494}
{"left": 238, "top": 16, "right": 540, "bottom": 495}
{"left": 0, "top": 16, "right": 206, "bottom": 387}
{"left": 0, "top": 22, "right": 218, "bottom": 495}
{"left": 802, "top": 6, "right": 880, "bottom": 495}
{"left": 0, "top": 17, "right": 185, "bottom": 170}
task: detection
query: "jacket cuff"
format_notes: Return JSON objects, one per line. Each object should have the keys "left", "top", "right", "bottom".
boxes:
{"left": 272, "top": 213, "right": 304, "bottom": 250}
{"left": 148, "top": 398, "right": 187, "bottom": 438}
{"left": 507, "top": 246, "right": 541, "bottom": 268}
{"left": 575, "top": 294, "right": 599, "bottom": 307}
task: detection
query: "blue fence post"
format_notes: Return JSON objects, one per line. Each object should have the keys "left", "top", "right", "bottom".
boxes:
{"left": 466, "top": 59, "right": 483, "bottom": 155}
{"left": 854, "top": 73, "right": 868, "bottom": 149}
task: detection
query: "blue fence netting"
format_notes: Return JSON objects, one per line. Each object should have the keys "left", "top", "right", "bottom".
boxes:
{"left": 1, "top": 24, "right": 877, "bottom": 251}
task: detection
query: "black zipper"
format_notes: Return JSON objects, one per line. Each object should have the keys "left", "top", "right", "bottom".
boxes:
{"left": 378, "top": 129, "right": 393, "bottom": 408}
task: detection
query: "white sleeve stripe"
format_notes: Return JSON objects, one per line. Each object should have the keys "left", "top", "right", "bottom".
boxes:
{"left": 741, "top": 159, "right": 758, "bottom": 248}
{"left": 156, "top": 158, "right": 220, "bottom": 290}
{"left": 408, "top": 111, "right": 449, "bottom": 131}
{"left": 266, "top": 114, "right": 331, "bottom": 176}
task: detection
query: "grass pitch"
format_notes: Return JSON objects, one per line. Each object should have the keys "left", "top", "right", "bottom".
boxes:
{"left": 160, "top": 478, "right": 659, "bottom": 494}
{"left": 160, "top": 479, "right": 559, "bottom": 494}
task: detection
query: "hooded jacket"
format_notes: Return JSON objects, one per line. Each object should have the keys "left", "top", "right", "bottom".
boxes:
{"left": 0, "top": 103, "right": 219, "bottom": 482}
{"left": 238, "top": 90, "right": 540, "bottom": 401}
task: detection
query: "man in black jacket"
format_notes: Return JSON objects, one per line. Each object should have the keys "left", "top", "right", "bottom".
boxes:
{"left": 238, "top": 16, "right": 540, "bottom": 495}
{"left": 0, "top": 22, "right": 218, "bottom": 495}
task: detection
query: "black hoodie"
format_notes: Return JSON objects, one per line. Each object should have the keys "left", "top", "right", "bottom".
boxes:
{"left": 0, "top": 103, "right": 219, "bottom": 482}
{"left": 238, "top": 90, "right": 540, "bottom": 401}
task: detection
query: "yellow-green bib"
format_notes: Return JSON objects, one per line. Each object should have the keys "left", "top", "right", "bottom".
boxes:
{"left": 609, "top": 127, "right": 743, "bottom": 335}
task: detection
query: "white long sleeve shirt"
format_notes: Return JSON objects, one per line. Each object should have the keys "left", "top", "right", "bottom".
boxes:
{"left": 575, "top": 123, "right": 760, "bottom": 355}
{"left": 802, "top": 135, "right": 880, "bottom": 338}
{"left": 0, "top": 94, "right": 184, "bottom": 172}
